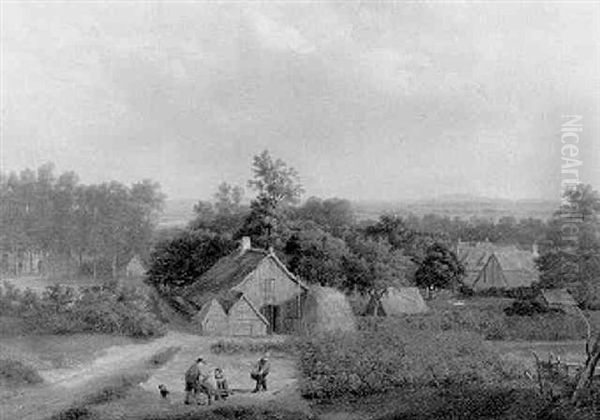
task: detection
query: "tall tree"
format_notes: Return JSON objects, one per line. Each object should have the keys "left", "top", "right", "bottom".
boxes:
{"left": 414, "top": 243, "right": 464, "bottom": 292}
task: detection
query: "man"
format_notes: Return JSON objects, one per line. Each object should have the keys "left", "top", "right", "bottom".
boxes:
{"left": 250, "top": 354, "right": 271, "bottom": 392}
{"left": 184, "top": 357, "right": 212, "bottom": 405}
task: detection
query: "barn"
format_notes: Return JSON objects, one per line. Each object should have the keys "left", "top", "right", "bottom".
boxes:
{"left": 365, "top": 287, "right": 429, "bottom": 316}
{"left": 193, "top": 298, "right": 228, "bottom": 335}
{"left": 457, "top": 242, "right": 539, "bottom": 291}
{"left": 184, "top": 237, "right": 308, "bottom": 335}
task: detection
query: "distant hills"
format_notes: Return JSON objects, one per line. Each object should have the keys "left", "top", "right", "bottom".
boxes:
{"left": 158, "top": 197, "right": 559, "bottom": 228}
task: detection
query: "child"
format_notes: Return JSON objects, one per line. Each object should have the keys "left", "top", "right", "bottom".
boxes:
{"left": 158, "top": 384, "right": 170, "bottom": 400}
{"left": 214, "top": 367, "right": 230, "bottom": 401}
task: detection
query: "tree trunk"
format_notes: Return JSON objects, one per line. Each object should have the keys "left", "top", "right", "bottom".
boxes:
{"left": 571, "top": 334, "right": 600, "bottom": 404}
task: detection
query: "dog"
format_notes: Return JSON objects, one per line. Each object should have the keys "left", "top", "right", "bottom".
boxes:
{"left": 158, "top": 384, "right": 170, "bottom": 399}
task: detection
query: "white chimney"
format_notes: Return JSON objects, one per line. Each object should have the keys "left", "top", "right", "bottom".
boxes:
{"left": 240, "top": 236, "right": 252, "bottom": 254}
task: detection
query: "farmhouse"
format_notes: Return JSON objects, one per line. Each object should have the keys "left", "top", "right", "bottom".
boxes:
{"left": 365, "top": 286, "right": 429, "bottom": 316}
{"left": 192, "top": 291, "right": 269, "bottom": 336}
{"left": 457, "top": 241, "right": 539, "bottom": 291}
{"left": 184, "top": 237, "right": 308, "bottom": 335}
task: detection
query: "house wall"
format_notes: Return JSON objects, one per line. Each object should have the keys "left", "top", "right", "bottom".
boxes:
{"left": 233, "top": 257, "right": 306, "bottom": 334}
{"left": 228, "top": 298, "right": 267, "bottom": 336}
{"left": 195, "top": 302, "right": 228, "bottom": 336}
{"left": 473, "top": 255, "right": 507, "bottom": 291}
{"left": 234, "top": 257, "right": 304, "bottom": 307}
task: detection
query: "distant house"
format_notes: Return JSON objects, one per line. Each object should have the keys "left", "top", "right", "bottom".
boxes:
{"left": 184, "top": 237, "right": 308, "bottom": 335}
{"left": 457, "top": 241, "right": 539, "bottom": 291}
{"left": 539, "top": 289, "right": 578, "bottom": 311}
{"left": 365, "top": 287, "right": 429, "bottom": 316}
{"left": 125, "top": 255, "right": 146, "bottom": 278}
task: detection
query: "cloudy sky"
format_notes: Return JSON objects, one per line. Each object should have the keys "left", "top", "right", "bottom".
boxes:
{"left": 1, "top": 1, "right": 598, "bottom": 202}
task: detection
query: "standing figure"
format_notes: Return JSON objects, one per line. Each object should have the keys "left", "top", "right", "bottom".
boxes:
{"left": 184, "top": 357, "right": 212, "bottom": 405}
{"left": 250, "top": 354, "right": 271, "bottom": 392}
{"left": 214, "top": 367, "right": 230, "bottom": 400}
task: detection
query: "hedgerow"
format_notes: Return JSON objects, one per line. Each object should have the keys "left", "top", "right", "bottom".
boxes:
{"left": 297, "top": 323, "right": 520, "bottom": 400}
{"left": 0, "top": 281, "right": 165, "bottom": 338}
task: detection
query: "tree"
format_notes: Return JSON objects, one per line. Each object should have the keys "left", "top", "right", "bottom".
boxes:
{"left": 342, "top": 235, "right": 415, "bottom": 296}
{"left": 284, "top": 222, "right": 350, "bottom": 287}
{"left": 239, "top": 150, "right": 303, "bottom": 246}
{"left": 294, "top": 197, "right": 355, "bottom": 236}
{"left": 147, "top": 230, "right": 236, "bottom": 295}
{"left": 414, "top": 243, "right": 464, "bottom": 293}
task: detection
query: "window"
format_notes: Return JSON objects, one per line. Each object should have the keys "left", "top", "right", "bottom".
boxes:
{"left": 264, "top": 278, "right": 275, "bottom": 303}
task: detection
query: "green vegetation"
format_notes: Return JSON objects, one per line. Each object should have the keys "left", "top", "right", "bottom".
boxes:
{"left": 0, "top": 358, "right": 43, "bottom": 386}
{"left": 210, "top": 339, "right": 295, "bottom": 355}
{"left": 0, "top": 281, "right": 165, "bottom": 338}
{"left": 0, "top": 163, "right": 164, "bottom": 279}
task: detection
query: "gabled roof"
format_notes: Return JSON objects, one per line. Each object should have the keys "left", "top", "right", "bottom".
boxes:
{"left": 458, "top": 242, "right": 538, "bottom": 289}
{"left": 184, "top": 247, "right": 306, "bottom": 307}
{"left": 541, "top": 289, "right": 578, "bottom": 307}
{"left": 194, "top": 298, "right": 227, "bottom": 323}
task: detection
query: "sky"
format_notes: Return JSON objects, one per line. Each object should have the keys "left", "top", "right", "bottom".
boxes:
{"left": 1, "top": 1, "right": 599, "bottom": 202}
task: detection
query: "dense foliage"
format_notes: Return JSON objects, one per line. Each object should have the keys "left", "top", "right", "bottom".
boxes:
{"left": 0, "top": 281, "right": 165, "bottom": 338}
{"left": 297, "top": 323, "right": 519, "bottom": 400}
{"left": 0, "top": 163, "right": 164, "bottom": 278}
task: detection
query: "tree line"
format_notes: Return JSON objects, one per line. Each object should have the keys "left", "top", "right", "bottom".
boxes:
{"left": 149, "top": 151, "right": 600, "bottom": 309}
{"left": 0, "top": 163, "right": 164, "bottom": 278}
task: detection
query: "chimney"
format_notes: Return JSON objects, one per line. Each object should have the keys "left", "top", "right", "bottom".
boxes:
{"left": 268, "top": 245, "right": 274, "bottom": 254}
{"left": 240, "top": 236, "right": 251, "bottom": 254}
{"left": 532, "top": 242, "right": 539, "bottom": 258}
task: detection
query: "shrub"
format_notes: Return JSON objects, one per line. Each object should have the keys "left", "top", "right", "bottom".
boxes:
{"left": 0, "top": 358, "right": 43, "bottom": 386}
{"left": 0, "top": 281, "right": 166, "bottom": 338}
{"left": 210, "top": 339, "right": 296, "bottom": 355}
{"left": 297, "top": 324, "right": 519, "bottom": 401}
{"left": 504, "top": 298, "right": 551, "bottom": 316}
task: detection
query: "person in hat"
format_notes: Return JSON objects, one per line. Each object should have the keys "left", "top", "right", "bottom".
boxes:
{"left": 184, "top": 357, "right": 211, "bottom": 405}
{"left": 250, "top": 353, "right": 271, "bottom": 392}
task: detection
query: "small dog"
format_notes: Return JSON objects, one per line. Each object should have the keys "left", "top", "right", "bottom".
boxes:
{"left": 158, "top": 384, "right": 170, "bottom": 399}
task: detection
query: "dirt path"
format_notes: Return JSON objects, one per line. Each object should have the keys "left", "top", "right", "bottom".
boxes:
{"left": 3, "top": 332, "right": 308, "bottom": 419}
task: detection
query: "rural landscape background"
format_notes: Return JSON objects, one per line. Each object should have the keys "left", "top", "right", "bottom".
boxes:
{"left": 1, "top": 2, "right": 599, "bottom": 420}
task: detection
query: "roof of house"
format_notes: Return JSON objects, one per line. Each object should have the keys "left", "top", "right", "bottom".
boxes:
{"left": 458, "top": 242, "right": 538, "bottom": 289}
{"left": 183, "top": 247, "right": 306, "bottom": 307}
{"left": 194, "top": 298, "right": 227, "bottom": 323}
{"left": 541, "top": 289, "right": 578, "bottom": 307}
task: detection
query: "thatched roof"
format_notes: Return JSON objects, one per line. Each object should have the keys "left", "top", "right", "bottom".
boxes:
{"left": 365, "top": 287, "right": 428, "bottom": 316}
{"left": 183, "top": 247, "right": 306, "bottom": 308}
{"left": 300, "top": 286, "right": 356, "bottom": 335}
{"left": 541, "top": 289, "right": 577, "bottom": 307}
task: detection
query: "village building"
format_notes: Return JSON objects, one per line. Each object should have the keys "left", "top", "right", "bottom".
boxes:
{"left": 184, "top": 237, "right": 308, "bottom": 335}
{"left": 539, "top": 289, "right": 578, "bottom": 312}
{"left": 456, "top": 241, "right": 539, "bottom": 291}
{"left": 125, "top": 255, "right": 146, "bottom": 278}
{"left": 364, "top": 286, "right": 429, "bottom": 316}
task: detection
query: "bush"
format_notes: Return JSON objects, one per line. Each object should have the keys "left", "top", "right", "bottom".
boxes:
{"left": 297, "top": 324, "right": 519, "bottom": 401}
{"left": 210, "top": 339, "right": 296, "bottom": 355}
{"left": 504, "top": 298, "right": 551, "bottom": 316}
{"left": 503, "top": 313, "right": 588, "bottom": 341}
{"left": 0, "top": 281, "right": 166, "bottom": 338}
{"left": 0, "top": 358, "right": 43, "bottom": 386}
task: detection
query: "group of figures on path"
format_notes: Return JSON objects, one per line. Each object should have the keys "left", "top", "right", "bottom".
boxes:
{"left": 182, "top": 354, "right": 271, "bottom": 406}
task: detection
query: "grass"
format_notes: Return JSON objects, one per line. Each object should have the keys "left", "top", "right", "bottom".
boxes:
{"left": 0, "top": 358, "right": 43, "bottom": 386}
{"left": 0, "top": 333, "right": 139, "bottom": 370}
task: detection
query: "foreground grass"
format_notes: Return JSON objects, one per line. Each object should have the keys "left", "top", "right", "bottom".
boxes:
{"left": 0, "top": 358, "right": 43, "bottom": 386}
